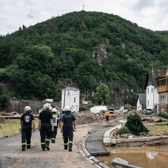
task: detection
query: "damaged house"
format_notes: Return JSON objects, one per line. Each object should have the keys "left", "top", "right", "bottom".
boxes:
{"left": 156, "top": 67, "right": 168, "bottom": 113}
{"left": 144, "top": 69, "right": 165, "bottom": 113}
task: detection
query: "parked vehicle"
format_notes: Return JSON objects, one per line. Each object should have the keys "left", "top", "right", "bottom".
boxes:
{"left": 98, "top": 110, "right": 105, "bottom": 115}
{"left": 144, "top": 109, "right": 154, "bottom": 115}
{"left": 108, "top": 109, "right": 115, "bottom": 117}
{"left": 123, "top": 109, "right": 128, "bottom": 114}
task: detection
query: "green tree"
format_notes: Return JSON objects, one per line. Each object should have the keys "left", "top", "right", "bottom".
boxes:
{"left": 5, "top": 45, "right": 56, "bottom": 100}
{"left": 94, "top": 83, "right": 110, "bottom": 105}
{"left": 125, "top": 92, "right": 137, "bottom": 106}
{"left": 0, "top": 84, "right": 10, "bottom": 109}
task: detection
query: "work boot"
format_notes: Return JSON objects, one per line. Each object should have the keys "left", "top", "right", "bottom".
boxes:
{"left": 69, "top": 148, "right": 72, "bottom": 152}
{"left": 45, "top": 145, "right": 50, "bottom": 150}
{"left": 64, "top": 146, "right": 67, "bottom": 150}
{"left": 27, "top": 146, "right": 31, "bottom": 149}
{"left": 22, "top": 148, "right": 25, "bottom": 151}
{"left": 52, "top": 140, "right": 55, "bottom": 143}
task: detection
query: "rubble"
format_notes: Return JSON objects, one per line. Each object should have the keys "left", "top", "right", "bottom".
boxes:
{"left": 73, "top": 111, "right": 105, "bottom": 125}
{"left": 0, "top": 117, "right": 5, "bottom": 122}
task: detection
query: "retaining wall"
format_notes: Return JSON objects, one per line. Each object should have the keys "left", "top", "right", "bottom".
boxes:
{"left": 115, "top": 136, "right": 168, "bottom": 147}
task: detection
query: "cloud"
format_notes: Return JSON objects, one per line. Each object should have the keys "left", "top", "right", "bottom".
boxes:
{"left": 133, "top": 0, "right": 155, "bottom": 11}
{"left": 0, "top": 0, "right": 168, "bottom": 35}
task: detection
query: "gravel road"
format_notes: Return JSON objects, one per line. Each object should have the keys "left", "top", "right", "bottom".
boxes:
{"left": 0, "top": 123, "right": 98, "bottom": 168}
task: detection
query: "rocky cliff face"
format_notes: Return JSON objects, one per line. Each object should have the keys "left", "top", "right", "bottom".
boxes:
{"left": 91, "top": 42, "right": 143, "bottom": 105}
{"left": 92, "top": 42, "right": 107, "bottom": 64}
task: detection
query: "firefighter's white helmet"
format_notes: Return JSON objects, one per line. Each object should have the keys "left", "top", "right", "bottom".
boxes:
{"left": 43, "top": 103, "right": 51, "bottom": 109}
{"left": 24, "top": 106, "right": 31, "bottom": 112}
{"left": 63, "top": 105, "right": 71, "bottom": 111}
{"left": 49, "top": 106, "right": 52, "bottom": 111}
{"left": 51, "top": 108, "right": 57, "bottom": 112}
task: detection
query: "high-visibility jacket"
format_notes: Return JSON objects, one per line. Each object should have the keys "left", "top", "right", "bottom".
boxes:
{"left": 104, "top": 111, "right": 110, "bottom": 117}
{"left": 52, "top": 112, "right": 59, "bottom": 127}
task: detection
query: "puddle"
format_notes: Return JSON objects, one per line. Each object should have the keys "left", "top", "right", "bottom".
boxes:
{"left": 96, "top": 146, "right": 168, "bottom": 168}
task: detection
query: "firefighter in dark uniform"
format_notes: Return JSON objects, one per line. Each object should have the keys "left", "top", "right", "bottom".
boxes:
{"left": 60, "top": 106, "right": 76, "bottom": 152}
{"left": 20, "top": 106, "right": 35, "bottom": 151}
{"left": 38, "top": 103, "right": 54, "bottom": 151}
{"left": 51, "top": 108, "right": 59, "bottom": 143}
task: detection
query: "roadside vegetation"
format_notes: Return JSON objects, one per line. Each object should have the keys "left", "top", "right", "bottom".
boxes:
{"left": 0, "top": 120, "right": 20, "bottom": 137}
{"left": 0, "top": 119, "right": 38, "bottom": 138}
{"left": 157, "top": 112, "right": 168, "bottom": 119}
{"left": 116, "top": 115, "right": 149, "bottom": 135}
{"left": 116, "top": 122, "right": 168, "bottom": 136}
{"left": 116, "top": 126, "right": 130, "bottom": 135}
{"left": 145, "top": 122, "right": 168, "bottom": 136}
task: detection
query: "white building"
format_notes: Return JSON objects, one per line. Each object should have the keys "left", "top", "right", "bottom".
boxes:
{"left": 144, "top": 69, "right": 165, "bottom": 112}
{"left": 61, "top": 87, "right": 80, "bottom": 112}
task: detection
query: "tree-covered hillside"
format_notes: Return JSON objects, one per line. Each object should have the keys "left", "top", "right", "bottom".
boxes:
{"left": 0, "top": 11, "right": 168, "bottom": 104}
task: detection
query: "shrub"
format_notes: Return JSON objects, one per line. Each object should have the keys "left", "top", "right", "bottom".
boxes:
{"left": 157, "top": 112, "right": 168, "bottom": 119}
{"left": 116, "top": 126, "right": 130, "bottom": 135}
{"left": 142, "top": 104, "right": 146, "bottom": 109}
{"left": 86, "top": 104, "right": 94, "bottom": 109}
{"left": 125, "top": 115, "right": 149, "bottom": 135}
{"left": 124, "top": 107, "right": 131, "bottom": 109}
{"left": 131, "top": 106, "right": 136, "bottom": 109}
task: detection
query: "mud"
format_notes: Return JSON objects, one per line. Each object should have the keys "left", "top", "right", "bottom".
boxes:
{"left": 96, "top": 146, "right": 168, "bottom": 168}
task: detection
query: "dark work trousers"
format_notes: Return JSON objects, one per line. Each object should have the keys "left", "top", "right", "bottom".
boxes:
{"left": 63, "top": 127, "right": 73, "bottom": 149}
{"left": 40, "top": 123, "right": 51, "bottom": 150}
{"left": 21, "top": 125, "right": 32, "bottom": 150}
{"left": 106, "top": 116, "right": 109, "bottom": 122}
{"left": 51, "top": 126, "right": 57, "bottom": 143}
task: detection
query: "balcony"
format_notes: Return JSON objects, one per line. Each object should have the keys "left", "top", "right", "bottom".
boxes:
{"left": 157, "top": 86, "right": 168, "bottom": 93}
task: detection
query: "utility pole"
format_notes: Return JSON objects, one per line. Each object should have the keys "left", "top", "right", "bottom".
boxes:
{"left": 83, "top": 5, "right": 84, "bottom": 11}
{"left": 63, "top": 88, "right": 66, "bottom": 109}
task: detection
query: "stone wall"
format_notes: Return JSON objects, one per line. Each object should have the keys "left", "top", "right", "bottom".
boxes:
{"left": 18, "top": 100, "right": 61, "bottom": 114}
{"left": 7, "top": 99, "right": 61, "bottom": 114}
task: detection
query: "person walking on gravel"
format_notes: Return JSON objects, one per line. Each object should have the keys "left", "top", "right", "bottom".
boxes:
{"left": 51, "top": 108, "right": 59, "bottom": 143}
{"left": 38, "top": 103, "right": 54, "bottom": 151}
{"left": 20, "top": 106, "right": 35, "bottom": 151}
{"left": 60, "top": 106, "right": 76, "bottom": 152}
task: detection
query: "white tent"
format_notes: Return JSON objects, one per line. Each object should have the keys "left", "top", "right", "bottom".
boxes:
{"left": 90, "top": 106, "right": 107, "bottom": 113}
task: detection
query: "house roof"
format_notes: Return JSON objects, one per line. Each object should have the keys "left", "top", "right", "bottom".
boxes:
{"left": 137, "top": 93, "right": 146, "bottom": 105}
{"left": 144, "top": 69, "right": 166, "bottom": 89}
{"left": 62, "top": 87, "right": 80, "bottom": 91}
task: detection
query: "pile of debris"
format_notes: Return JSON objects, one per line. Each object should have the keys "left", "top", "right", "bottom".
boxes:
{"left": 73, "top": 111, "right": 105, "bottom": 125}
{"left": 122, "top": 109, "right": 168, "bottom": 123}
{"left": 0, "top": 111, "right": 20, "bottom": 116}
{"left": 0, "top": 116, "right": 5, "bottom": 122}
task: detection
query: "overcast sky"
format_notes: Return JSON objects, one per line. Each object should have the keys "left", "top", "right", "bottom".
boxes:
{"left": 1, "top": 0, "right": 168, "bottom": 36}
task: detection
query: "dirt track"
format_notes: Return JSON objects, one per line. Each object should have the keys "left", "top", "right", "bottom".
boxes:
{"left": 0, "top": 121, "right": 110, "bottom": 168}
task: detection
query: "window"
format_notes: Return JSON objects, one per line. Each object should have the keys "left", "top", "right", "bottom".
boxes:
{"left": 148, "top": 88, "right": 149, "bottom": 94}
{"left": 68, "top": 92, "right": 70, "bottom": 96}
{"left": 74, "top": 97, "right": 76, "bottom": 103}
{"left": 151, "top": 89, "right": 153, "bottom": 93}
{"left": 148, "top": 100, "right": 149, "bottom": 106}
{"left": 160, "top": 95, "right": 165, "bottom": 103}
